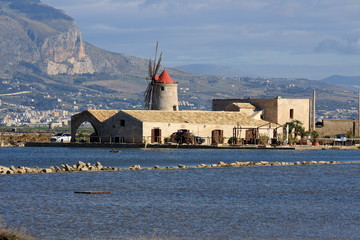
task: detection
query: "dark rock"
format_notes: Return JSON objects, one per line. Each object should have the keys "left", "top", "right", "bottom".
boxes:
{"left": 178, "top": 164, "right": 186, "bottom": 169}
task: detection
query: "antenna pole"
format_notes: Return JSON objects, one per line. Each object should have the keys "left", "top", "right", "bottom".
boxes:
{"left": 312, "top": 90, "right": 316, "bottom": 132}
{"left": 358, "top": 91, "right": 360, "bottom": 137}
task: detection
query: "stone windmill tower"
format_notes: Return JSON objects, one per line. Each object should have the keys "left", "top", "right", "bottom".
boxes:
{"left": 144, "top": 42, "right": 179, "bottom": 111}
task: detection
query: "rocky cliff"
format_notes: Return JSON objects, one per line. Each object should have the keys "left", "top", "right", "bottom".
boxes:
{"left": 41, "top": 22, "right": 95, "bottom": 75}
{"left": 0, "top": 0, "right": 135, "bottom": 76}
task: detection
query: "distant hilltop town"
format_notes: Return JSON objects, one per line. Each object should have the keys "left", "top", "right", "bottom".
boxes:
{"left": 0, "top": 96, "right": 358, "bottom": 128}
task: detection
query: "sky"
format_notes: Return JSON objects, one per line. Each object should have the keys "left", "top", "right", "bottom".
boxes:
{"left": 41, "top": 0, "right": 360, "bottom": 80}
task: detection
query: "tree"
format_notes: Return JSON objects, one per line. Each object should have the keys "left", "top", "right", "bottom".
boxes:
{"left": 310, "top": 130, "right": 319, "bottom": 142}
{"left": 286, "top": 120, "right": 305, "bottom": 143}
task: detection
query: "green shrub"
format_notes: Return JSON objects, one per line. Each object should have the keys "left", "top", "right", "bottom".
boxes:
{"left": 228, "top": 137, "right": 243, "bottom": 144}
{"left": 259, "top": 134, "right": 269, "bottom": 144}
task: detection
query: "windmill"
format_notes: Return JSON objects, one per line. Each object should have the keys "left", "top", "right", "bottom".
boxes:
{"left": 144, "top": 41, "right": 163, "bottom": 110}
{"left": 143, "top": 42, "right": 179, "bottom": 111}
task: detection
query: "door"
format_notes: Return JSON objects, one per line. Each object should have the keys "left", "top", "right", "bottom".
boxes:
{"left": 151, "top": 128, "right": 162, "bottom": 143}
{"left": 245, "top": 129, "right": 258, "bottom": 144}
{"left": 211, "top": 130, "right": 223, "bottom": 145}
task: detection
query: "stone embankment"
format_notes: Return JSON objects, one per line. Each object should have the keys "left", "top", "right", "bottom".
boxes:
{"left": 0, "top": 161, "right": 119, "bottom": 175}
{"left": 0, "top": 160, "right": 356, "bottom": 175}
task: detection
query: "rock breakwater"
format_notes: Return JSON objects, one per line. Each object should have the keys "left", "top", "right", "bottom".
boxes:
{"left": 0, "top": 161, "right": 119, "bottom": 175}
{"left": 0, "top": 160, "right": 357, "bottom": 175}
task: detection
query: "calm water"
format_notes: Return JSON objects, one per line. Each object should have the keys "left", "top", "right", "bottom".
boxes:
{"left": 0, "top": 147, "right": 360, "bottom": 239}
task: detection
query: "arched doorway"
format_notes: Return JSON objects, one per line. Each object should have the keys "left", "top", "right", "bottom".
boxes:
{"left": 71, "top": 113, "right": 102, "bottom": 143}
{"left": 70, "top": 109, "right": 118, "bottom": 143}
{"left": 71, "top": 121, "right": 100, "bottom": 143}
{"left": 75, "top": 121, "right": 99, "bottom": 143}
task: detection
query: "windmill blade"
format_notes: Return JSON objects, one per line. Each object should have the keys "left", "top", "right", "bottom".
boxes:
{"left": 154, "top": 52, "right": 162, "bottom": 76}
{"left": 144, "top": 86, "right": 151, "bottom": 109}
{"left": 148, "top": 59, "right": 153, "bottom": 79}
{"left": 144, "top": 81, "right": 154, "bottom": 109}
{"left": 148, "top": 83, "right": 155, "bottom": 109}
{"left": 144, "top": 41, "right": 163, "bottom": 110}
{"left": 153, "top": 41, "right": 159, "bottom": 75}
{"left": 144, "top": 81, "right": 152, "bottom": 98}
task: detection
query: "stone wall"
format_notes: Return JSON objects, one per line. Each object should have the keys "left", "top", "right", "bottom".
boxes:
{"left": 71, "top": 111, "right": 102, "bottom": 142}
{"left": 71, "top": 110, "right": 277, "bottom": 144}
{"left": 141, "top": 122, "right": 274, "bottom": 145}
{"left": 103, "top": 112, "right": 143, "bottom": 143}
{"left": 151, "top": 82, "right": 179, "bottom": 111}
{"left": 278, "top": 98, "right": 310, "bottom": 130}
{"left": 316, "top": 119, "right": 359, "bottom": 137}
{"left": 213, "top": 98, "right": 310, "bottom": 130}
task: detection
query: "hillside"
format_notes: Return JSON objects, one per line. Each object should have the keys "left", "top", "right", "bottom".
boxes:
{"left": 0, "top": 0, "right": 358, "bottom": 121}
{"left": 321, "top": 75, "right": 360, "bottom": 90}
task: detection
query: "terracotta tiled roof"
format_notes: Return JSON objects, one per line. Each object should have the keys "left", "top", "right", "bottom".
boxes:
{"left": 87, "top": 109, "right": 118, "bottom": 122}
{"left": 122, "top": 110, "right": 272, "bottom": 127}
{"left": 154, "top": 70, "right": 174, "bottom": 84}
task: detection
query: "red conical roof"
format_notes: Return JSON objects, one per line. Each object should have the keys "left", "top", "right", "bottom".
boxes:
{"left": 154, "top": 69, "right": 174, "bottom": 84}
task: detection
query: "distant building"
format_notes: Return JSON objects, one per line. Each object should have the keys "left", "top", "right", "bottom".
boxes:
{"left": 28, "top": 123, "right": 50, "bottom": 128}
{"left": 71, "top": 109, "right": 277, "bottom": 144}
{"left": 212, "top": 97, "right": 311, "bottom": 130}
{"left": 316, "top": 119, "right": 358, "bottom": 137}
{"left": 49, "top": 122, "right": 64, "bottom": 129}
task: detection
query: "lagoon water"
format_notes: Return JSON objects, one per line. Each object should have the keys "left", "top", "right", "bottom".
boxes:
{"left": 0, "top": 147, "right": 360, "bottom": 239}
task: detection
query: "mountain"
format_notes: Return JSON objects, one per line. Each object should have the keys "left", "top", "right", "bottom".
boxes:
{"left": 0, "top": 0, "right": 153, "bottom": 112}
{"left": 0, "top": 0, "right": 149, "bottom": 77}
{"left": 321, "top": 75, "right": 360, "bottom": 90}
{"left": 0, "top": 0, "right": 92, "bottom": 76}
{"left": 0, "top": 0, "right": 358, "bottom": 120}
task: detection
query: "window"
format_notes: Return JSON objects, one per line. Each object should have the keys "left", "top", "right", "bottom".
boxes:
{"left": 161, "top": 86, "right": 165, "bottom": 91}
{"left": 290, "top": 109, "right": 294, "bottom": 119}
{"left": 173, "top": 105, "right": 177, "bottom": 111}
{"left": 120, "top": 119, "right": 125, "bottom": 126}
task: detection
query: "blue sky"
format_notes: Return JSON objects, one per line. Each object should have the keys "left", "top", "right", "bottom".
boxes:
{"left": 41, "top": 0, "right": 360, "bottom": 80}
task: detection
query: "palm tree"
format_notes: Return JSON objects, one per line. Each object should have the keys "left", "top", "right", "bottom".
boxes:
{"left": 286, "top": 120, "right": 305, "bottom": 142}
{"left": 310, "top": 130, "right": 319, "bottom": 142}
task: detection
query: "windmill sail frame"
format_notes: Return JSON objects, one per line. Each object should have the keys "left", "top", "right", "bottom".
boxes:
{"left": 144, "top": 41, "right": 162, "bottom": 110}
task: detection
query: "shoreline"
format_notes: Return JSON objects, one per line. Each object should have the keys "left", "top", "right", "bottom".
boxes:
{"left": 1, "top": 160, "right": 359, "bottom": 175}
{"left": 20, "top": 142, "right": 360, "bottom": 150}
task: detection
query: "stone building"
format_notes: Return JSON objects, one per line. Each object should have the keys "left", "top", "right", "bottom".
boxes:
{"left": 147, "top": 69, "right": 179, "bottom": 111}
{"left": 70, "top": 68, "right": 311, "bottom": 144}
{"left": 212, "top": 97, "right": 311, "bottom": 130}
{"left": 71, "top": 109, "right": 277, "bottom": 144}
{"left": 316, "top": 119, "right": 358, "bottom": 137}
